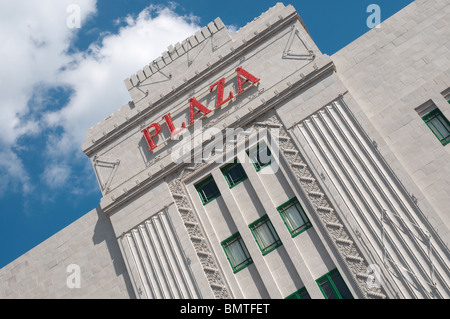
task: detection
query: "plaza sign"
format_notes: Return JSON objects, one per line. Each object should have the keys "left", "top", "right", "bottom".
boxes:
{"left": 141, "top": 67, "right": 260, "bottom": 153}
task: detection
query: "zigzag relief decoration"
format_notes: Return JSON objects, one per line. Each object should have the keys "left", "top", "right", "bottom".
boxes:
{"left": 168, "top": 170, "right": 232, "bottom": 299}
{"left": 252, "top": 113, "right": 387, "bottom": 299}
{"left": 167, "top": 110, "right": 387, "bottom": 299}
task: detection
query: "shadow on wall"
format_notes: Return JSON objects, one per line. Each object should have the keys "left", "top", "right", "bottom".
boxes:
{"left": 92, "top": 206, "right": 136, "bottom": 299}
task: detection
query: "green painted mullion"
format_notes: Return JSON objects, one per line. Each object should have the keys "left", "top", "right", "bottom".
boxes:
{"left": 248, "top": 143, "right": 272, "bottom": 172}
{"left": 316, "top": 277, "right": 332, "bottom": 299}
{"left": 249, "top": 215, "right": 282, "bottom": 255}
{"left": 285, "top": 287, "right": 310, "bottom": 299}
{"left": 250, "top": 217, "right": 270, "bottom": 253}
{"left": 221, "top": 233, "right": 253, "bottom": 273}
{"left": 252, "top": 225, "right": 266, "bottom": 253}
{"left": 422, "top": 108, "right": 450, "bottom": 145}
{"left": 425, "top": 119, "right": 444, "bottom": 142}
{"left": 327, "top": 272, "right": 343, "bottom": 299}
{"left": 195, "top": 175, "right": 221, "bottom": 205}
{"left": 429, "top": 118, "right": 445, "bottom": 140}
{"left": 436, "top": 115, "right": 450, "bottom": 138}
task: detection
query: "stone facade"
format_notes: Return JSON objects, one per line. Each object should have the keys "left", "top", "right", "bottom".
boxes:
{"left": 0, "top": 207, "right": 134, "bottom": 298}
{"left": 1, "top": 1, "right": 449, "bottom": 299}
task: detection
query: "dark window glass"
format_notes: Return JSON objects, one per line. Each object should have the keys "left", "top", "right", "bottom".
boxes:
{"left": 221, "top": 162, "right": 248, "bottom": 188}
{"left": 195, "top": 176, "right": 221, "bottom": 205}
{"left": 422, "top": 108, "right": 450, "bottom": 145}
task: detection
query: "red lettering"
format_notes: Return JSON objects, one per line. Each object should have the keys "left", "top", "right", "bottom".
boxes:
{"left": 141, "top": 123, "right": 161, "bottom": 151}
{"left": 163, "top": 113, "right": 186, "bottom": 137}
{"left": 210, "top": 77, "right": 234, "bottom": 108}
{"left": 236, "top": 67, "right": 260, "bottom": 94}
{"left": 189, "top": 97, "right": 211, "bottom": 125}
{"left": 142, "top": 66, "right": 260, "bottom": 153}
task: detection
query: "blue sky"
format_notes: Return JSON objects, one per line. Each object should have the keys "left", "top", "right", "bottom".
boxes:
{"left": 0, "top": 0, "right": 414, "bottom": 269}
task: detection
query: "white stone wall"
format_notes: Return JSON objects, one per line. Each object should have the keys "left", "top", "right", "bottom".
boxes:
{"left": 119, "top": 209, "right": 200, "bottom": 299}
{"left": 184, "top": 134, "right": 338, "bottom": 299}
{"left": 291, "top": 98, "right": 449, "bottom": 298}
{"left": 332, "top": 0, "right": 450, "bottom": 242}
{"left": 0, "top": 207, "right": 134, "bottom": 299}
{"left": 80, "top": 3, "right": 319, "bottom": 214}
{"left": 2, "top": 1, "right": 449, "bottom": 300}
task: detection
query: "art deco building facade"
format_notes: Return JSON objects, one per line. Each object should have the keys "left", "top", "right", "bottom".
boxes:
{"left": 1, "top": 0, "right": 449, "bottom": 299}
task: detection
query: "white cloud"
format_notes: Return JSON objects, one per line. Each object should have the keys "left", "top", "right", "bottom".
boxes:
{"left": 48, "top": 5, "right": 200, "bottom": 147}
{"left": 226, "top": 24, "right": 239, "bottom": 34}
{"left": 0, "top": 0, "right": 97, "bottom": 146}
{"left": 40, "top": 164, "right": 71, "bottom": 190}
{"left": 0, "top": 0, "right": 97, "bottom": 196}
{"left": 0, "top": 150, "right": 33, "bottom": 195}
{"left": 0, "top": 2, "right": 201, "bottom": 196}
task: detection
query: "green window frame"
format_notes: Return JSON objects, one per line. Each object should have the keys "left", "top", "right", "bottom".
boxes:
{"left": 277, "top": 197, "right": 312, "bottom": 237}
{"left": 316, "top": 269, "right": 353, "bottom": 299}
{"left": 221, "top": 161, "right": 248, "bottom": 188}
{"left": 285, "top": 287, "right": 311, "bottom": 299}
{"left": 249, "top": 215, "right": 282, "bottom": 256}
{"left": 195, "top": 175, "right": 221, "bottom": 205}
{"left": 221, "top": 233, "right": 253, "bottom": 273}
{"left": 422, "top": 108, "right": 450, "bottom": 146}
{"left": 248, "top": 143, "right": 272, "bottom": 171}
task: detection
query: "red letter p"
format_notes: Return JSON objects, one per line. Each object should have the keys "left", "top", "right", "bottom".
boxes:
{"left": 141, "top": 123, "right": 161, "bottom": 152}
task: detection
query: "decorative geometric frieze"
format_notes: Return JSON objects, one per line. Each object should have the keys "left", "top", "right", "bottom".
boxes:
{"left": 251, "top": 111, "right": 387, "bottom": 299}
{"left": 295, "top": 100, "right": 450, "bottom": 299}
{"left": 167, "top": 108, "right": 387, "bottom": 299}
{"left": 282, "top": 25, "right": 315, "bottom": 60}
{"left": 119, "top": 209, "right": 200, "bottom": 299}
{"left": 168, "top": 175, "right": 231, "bottom": 299}
{"left": 93, "top": 156, "right": 120, "bottom": 193}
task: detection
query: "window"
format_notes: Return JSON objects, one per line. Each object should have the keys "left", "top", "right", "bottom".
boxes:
{"left": 422, "top": 108, "right": 450, "bottom": 145}
{"left": 277, "top": 197, "right": 312, "bottom": 237}
{"left": 249, "top": 215, "right": 282, "bottom": 255}
{"left": 248, "top": 143, "right": 272, "bottom": 171}
{"left": 316, "top": 269, "right": 353, "bottom": 299}
{"left": 221, "top": 233, "right": 253, "bottom": 273}
{"left": 285, "top": 287, "right": 311, "bottom": 299}
{"left": 195, "top": 176, "right": 221, "bottom": 205}
{"left": 442, "top": 87, "right": 450, "bottom": 104}
{"left": 221, "top": 161, "right": 248, "bottom": 188}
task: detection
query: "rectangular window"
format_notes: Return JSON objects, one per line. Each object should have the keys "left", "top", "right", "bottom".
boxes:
{"left": 285, "top": 287, "right": 311, "bottom": 299}
{"left": 442, "top": 87, "right": 450, "bottom": 104}
{"left": 316, "top": 269, "right": 353, "bottom": 299}
{"left": 221, "top": 233, "right": 253, "bottom": 273}
{"left": 249, "top": 215, "right": 282, "bottom": 255}
{"left": 221, "top": 161, "right": 248, "bottom": 188}
{"left": 248, "top": 143, "right": 272, "bottom": 171}
{"left": 195, "top": 176, "right": 221, "bottom": 205}
{"left": 277, "top": 197, "right": 312, "bottom": 237}
{"left": 422, "top": 108, "right": 450, "bottom": 145}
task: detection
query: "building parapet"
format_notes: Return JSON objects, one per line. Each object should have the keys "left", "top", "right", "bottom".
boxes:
{"left": 81, "top": 3, "right": 299, "bottom": 157}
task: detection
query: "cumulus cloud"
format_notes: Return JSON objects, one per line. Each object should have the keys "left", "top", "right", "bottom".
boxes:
{"left": 0, "top": 150, "right": 33, "bottom": 195}
{"left": 0, "top": 1, "right": 201, "bottom": 194}
{"left": 0, "top": 0, "right": 97, "bottom": 146}
{"left": 47, "top": 4, "right": 201, "bottom": 148}
{"left": 40, "top": 164, "right": 71, "bottom": 190}
{"left": 0, "top": 0, "right": 97, "bottom": 195}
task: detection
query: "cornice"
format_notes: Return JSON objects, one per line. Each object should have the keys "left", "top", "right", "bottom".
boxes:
{"left": 100, "top": 57, "right": 336, "bottom": 215}
{"left": 81, "top": 3, "right": 299, "bottom": 157}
